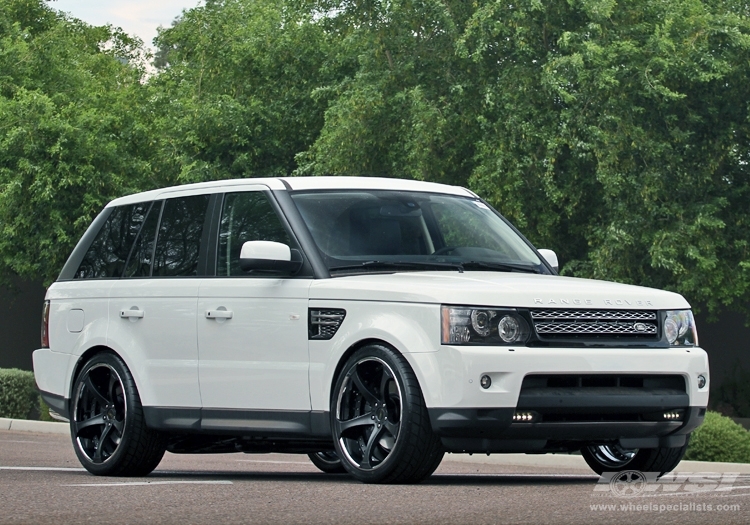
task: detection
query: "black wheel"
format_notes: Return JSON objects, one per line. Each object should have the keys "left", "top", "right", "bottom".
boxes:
{"left": 70, "top": 352, "right": 166, "bottom": 476}
{"left": 581, "top": 436, "right": 690, "bottom": 476}
{"left": 308, "top": 451, "right": 346, "bottom": 474}
{"left": 331, "top": 344, "right": 444, "bottom": 484}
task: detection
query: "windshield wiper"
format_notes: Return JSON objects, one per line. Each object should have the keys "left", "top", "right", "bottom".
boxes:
{"left": 329, "top": 260, "right": 465, "bottom": 273}
{"left": 460, "top": 260, "right": 540, "bottom": 274}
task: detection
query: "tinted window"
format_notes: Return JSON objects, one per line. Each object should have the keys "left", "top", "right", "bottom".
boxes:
{"left": 290, "top": 191, "right": 542, "bottom": 271}
{"left": 217, "top": 192, "right": 291, "bottom": 276}
{"left": 124, "top": 201, "right": 162, "bottom": 278}
{"left": 75, "top": 203, "right": 150, "bottom": 279}
{"left": 152, "top": 195, "right": 210, "bottom": 277}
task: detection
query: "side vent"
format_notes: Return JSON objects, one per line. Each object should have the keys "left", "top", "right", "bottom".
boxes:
{"left": 309, "top": 309, "right": 346, "bottom": 340}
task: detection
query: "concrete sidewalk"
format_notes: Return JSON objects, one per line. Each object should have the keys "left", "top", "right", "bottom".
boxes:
{"left": 4, "top": 417, "right": 750, "bottom": 473}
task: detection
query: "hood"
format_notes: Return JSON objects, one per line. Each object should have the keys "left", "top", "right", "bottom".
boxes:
{"left": 309, "top": 272, "right": 690, "bottom": 310}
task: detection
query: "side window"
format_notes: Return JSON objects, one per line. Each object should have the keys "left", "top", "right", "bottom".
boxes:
{"left": 217, "top": 192, "right": 291, "bottom": 276}
{"left": 124, "top": 201, "right": 162, "bottom": 278}
{"left": 152, "top": 195, "right": 210, "bottom": 277}
{"left": 75, "top": 202, "right": 150, "bottom": 279}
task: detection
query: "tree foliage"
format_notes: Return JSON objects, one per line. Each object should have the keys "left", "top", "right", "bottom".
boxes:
{"left": 1, "top": 0, "right": 750, "bottom": 315}
{"left": 0, "top": 0, "right": 156, "bottom": 281}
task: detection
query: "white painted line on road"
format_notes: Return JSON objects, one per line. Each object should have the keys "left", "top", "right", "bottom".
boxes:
{"left": 63, "top": 480, "right": 233, "bottom": 487}
{"left": 1, "top": 466, "right": 85, "bottom": 472}
{"left": 0, "top": 440, "right": 44, "bottom": 444}
{"left": 435, "top": 473, "right": 598, "bottom": 479}
{"left": 237, "top": 459, "right": 313, "bottom": 465}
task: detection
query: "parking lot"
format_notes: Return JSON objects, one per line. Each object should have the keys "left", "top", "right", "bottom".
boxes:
{"left": 1, "top": 428, "right": 749, "bottom": 524}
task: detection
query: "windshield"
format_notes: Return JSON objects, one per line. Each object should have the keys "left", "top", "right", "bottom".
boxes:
{"left": 289, "top": 190, "right": 546, "bottom": 275}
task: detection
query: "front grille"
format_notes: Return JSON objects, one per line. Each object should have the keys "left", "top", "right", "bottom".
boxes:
{"left": 309, "top": 309, "right": 346, "bottom": 340}
{"left": 530, "top": 309, "right": 658, "bottom": 339}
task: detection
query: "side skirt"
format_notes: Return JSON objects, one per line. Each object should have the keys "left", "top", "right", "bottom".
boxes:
{"left": 143, "top": 407, "right": 331, "bottom": 439}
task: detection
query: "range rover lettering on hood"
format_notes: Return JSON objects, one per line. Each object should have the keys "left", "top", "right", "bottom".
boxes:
{"left": 533, "top": 298, "right": 655, "bottom": 307}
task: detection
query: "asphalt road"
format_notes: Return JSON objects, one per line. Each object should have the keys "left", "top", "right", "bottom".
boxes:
{"left": 1, "top": 430, "right": 749, "bottom": 525}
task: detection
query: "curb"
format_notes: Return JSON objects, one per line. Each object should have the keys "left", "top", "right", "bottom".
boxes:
{"left": 0, "top": 418, "right": 69, "bottom": 435}
{"left": 3, "top": 418, "right": 750, "bottom": 473}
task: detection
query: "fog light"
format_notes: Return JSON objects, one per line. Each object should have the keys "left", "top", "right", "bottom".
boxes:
{"left": 663, "top": 411, "right": 682, "bottom": 420}
{"left": 697, "top": 375, "right": 707, "bottom": 389}
{"left": 480, "top": 375, "right": 492, "bottom": 389}
{"left": 512, "top": 411, "right": 536, "bottom": 422}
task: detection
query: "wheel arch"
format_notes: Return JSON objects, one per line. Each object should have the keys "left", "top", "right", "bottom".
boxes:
{"left": 329, "top": 338, "right": 396, "bottom": 405}
{"left": 69, "top": 345, "right": 132, "bottom": 400}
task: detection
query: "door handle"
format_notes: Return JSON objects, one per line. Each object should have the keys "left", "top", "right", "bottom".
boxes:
{"left": 205, "top": 309, "right": 233, "bottom": 320}
{"left": 120, "top": 308, "right": 144, "bottom": 319}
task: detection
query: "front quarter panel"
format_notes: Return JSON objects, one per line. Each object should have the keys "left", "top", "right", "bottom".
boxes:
{"left": 308, "top": 300, "right": 441, "bottom": 411}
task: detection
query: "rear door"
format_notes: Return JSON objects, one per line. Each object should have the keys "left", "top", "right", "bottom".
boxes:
{"left": 108, "top": 195, "right": 212, "bottom": 413}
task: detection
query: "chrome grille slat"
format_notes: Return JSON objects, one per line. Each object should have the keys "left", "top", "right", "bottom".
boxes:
{"left": 530, "top": 309, "right": 658, "bottom": 339}
{"left": 531, "top": 309, "right": 656, "bottom": 321}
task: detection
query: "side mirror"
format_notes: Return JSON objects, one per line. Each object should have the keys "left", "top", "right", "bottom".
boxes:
{"left": 537, "top": 249, "right": 559, "bottom": 272}
{"left": 239, "top": 241, "right": 303, "bottom": 274}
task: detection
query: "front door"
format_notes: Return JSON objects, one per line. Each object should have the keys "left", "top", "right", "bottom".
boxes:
{"left": 197, "top": 190, "right": 312, "bottom": 427}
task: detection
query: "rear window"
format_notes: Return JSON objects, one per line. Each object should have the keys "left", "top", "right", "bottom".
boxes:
{"left": 152, "top": 195, "right": 210, "bottom": 277}
{"left": 75, "top": 203, "right": 151, "bottom": 279}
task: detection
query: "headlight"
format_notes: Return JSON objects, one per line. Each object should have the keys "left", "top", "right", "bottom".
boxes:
{"left": 441, "top": 305, "right": 530, "bottom": 345}
{"left": 664, "top": 310, "right": 698, "bottom": 346}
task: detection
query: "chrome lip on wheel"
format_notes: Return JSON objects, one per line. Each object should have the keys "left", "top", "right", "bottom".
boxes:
{"left": 72, "top": 363, "right": 127, "bottom": 464}
{"left": 335, "top": 357, "right": 402, "bottom": 471}
{"left": 588, "top": 444, "right": 638, "bottom": 469}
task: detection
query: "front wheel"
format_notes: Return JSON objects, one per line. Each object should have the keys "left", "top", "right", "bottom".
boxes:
{"left": 581, "top": 437, "right": 690, "bottom": 476}
{"left": 331, "top": 344, "right": 444, "bottom": 484}
{"left": 70, "top": 352, "right": 166, "bottom": 476}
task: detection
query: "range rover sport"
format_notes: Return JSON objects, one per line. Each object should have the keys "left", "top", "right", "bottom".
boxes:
{"left": 33, "top": 177, "right": 708, "bottom": 483}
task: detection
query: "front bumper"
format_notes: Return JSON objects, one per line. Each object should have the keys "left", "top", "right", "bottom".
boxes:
{"left": 408, "top": 344, "right": 709, "bottom": 452}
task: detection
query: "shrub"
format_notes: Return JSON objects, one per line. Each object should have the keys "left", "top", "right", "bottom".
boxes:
{"left": 39, "top": 397, "right": 55, "bottom": 422}
{"left": 0, "top": 368, "right": 39, "bottom": 420}
{"left": 684, "top": 411, "right": 750, "bottom": 463}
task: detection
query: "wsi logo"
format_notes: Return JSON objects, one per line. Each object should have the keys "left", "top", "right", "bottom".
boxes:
{"left": 594, "top": 471, "right": 740, "bottom": 498}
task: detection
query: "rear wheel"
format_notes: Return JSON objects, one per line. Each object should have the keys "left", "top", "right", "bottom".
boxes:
{"left": 581, "top": 437, "right": 690, "bottom": 476}
{"left": 331, "top": 344, "right": 444, "bottom": 484}
{"left": 70, "top": 352, "right": 166, "bottom": 476}
{"left": 307, "top": 451, "right": 346, "bottom": 474}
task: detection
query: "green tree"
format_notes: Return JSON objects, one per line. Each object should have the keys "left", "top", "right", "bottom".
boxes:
{"left": 459, "top": 0, "right": 750, "bottom": 313}
{"left": 148, "top": 0, "right": 333, "bottom": 182}
{"left": 0, "top": 0, "right": 157, "bottom": 283}
{"left": 297, "top": 0, "right": 483, "bottom": 185}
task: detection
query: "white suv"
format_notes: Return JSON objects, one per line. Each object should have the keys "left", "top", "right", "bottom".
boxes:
{"left": 33, "top": 177, "right": 708, "bottom": 483}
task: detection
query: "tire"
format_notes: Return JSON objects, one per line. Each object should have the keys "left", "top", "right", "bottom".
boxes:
{"left": 308, "top": 451, "right": 347, "bottom": 474}
{"left": 70, "top": 352, "right": 166, "bottom": 476}
{"left": 581, "top": 436, "right": 691, "bottom": 477}
{"left": 331, "top": 344, "right": 444, "bottom": 484}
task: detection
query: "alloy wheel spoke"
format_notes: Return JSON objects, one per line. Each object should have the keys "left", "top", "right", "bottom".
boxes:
{"left": 383, "top": 419, "right": 399, "bottom": 439}
{"left": 107, "top": 372, "right": 118, "bottom": 402}
{"left": 379, "top": 367, "right": 393, "bottom": 399}
{"left": 99, "top": 422, "right": 113, "bottom": 447}
{"left": 337, "top": 411, "right": 376, "bottom": 437}
{"left": 111, "top": 418, "right": 124, "bottom": 436}
{"left": 360, "top": 424, "right": 385, "bottom": 469}
{"left": 74, "top": 413, "right": 105, "bottom": 436}
{"left": 84, "top": 376, "right": 111, "bottom": 407}
{"left": 351, "top": 369, "right": 379, "bottom": 404}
